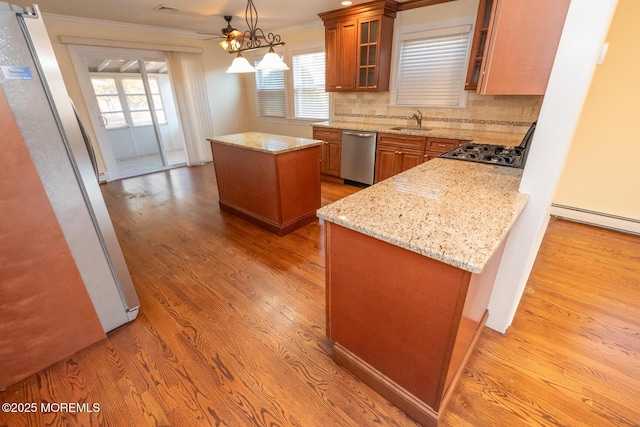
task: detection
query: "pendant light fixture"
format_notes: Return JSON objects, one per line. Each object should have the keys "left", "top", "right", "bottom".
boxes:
{"left": 226, "top": 53, "right": 256, "bottom": 73}
{"left": 224, "top": 0, "right": 289, "bottom": 73}
{"left": 256, "top": 47, "right": 289, "bottom": 71}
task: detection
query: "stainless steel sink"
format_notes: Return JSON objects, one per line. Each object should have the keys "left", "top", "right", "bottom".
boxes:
{"left": 389, "top": 126, "right": 431, "bottom": 132}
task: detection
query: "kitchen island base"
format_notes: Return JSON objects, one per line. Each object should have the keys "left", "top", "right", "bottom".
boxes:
{"left": 210, "top": 134, "right": 321, "bottom": 236}
{"left": 325, "top": 223, "right": 502, "bottom": 426}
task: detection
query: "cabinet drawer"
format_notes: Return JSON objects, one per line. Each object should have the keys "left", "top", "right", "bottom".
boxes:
{"left": 426, "top": 138, "right": 461, "bottom": 154}
{"left": 378, "top": 133, "right": 426, "bottom": 151}
{"left": 313, "top": 127, "right": 341, "bottom": 141}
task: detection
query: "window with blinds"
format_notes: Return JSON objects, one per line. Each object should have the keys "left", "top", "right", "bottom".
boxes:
{"left": 254, "top": 63, "right": 286, "bottom": 118}
{"left": 393, "top": 25, "right": 472, "bottom": 107}
{"left": 292, "top": 52, "right": 329, "bottom": 120}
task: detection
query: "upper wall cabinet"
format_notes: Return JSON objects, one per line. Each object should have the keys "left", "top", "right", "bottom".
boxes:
{"left": 465, "top": 0, "right": 570, "bottom": 95}
{"left": 319, "top": 0, "right": 398, "bottom": 92}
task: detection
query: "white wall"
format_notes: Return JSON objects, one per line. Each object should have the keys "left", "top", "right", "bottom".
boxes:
{"left": 552, "top": 0, "right": 640, "bottom": 230}
{"left": 41, "top": 15, "right": 250, "bottom": 174}
{"left": 486, "top": 0, "right": 618, "bottom": 333}
{"left": 243, "top": 0, "right": 482, "bottom": 139}
{"left": 244, "top": 24, "right": 328, "bottom": 139}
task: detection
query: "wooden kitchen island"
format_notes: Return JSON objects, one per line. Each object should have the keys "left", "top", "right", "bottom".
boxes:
{"left": 317, "top": 159, "right": 529, "bottom": 426}
{"left": 208, "top": 132, "right": 321, "bottom": 235}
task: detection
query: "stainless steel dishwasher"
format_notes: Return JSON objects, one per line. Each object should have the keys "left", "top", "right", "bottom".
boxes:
{"left": 341, "top": 130, "right": 377, "bottom": 186}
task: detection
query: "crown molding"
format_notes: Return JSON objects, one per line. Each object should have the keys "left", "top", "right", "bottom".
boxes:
{"left": 42, "top": 13, "right": 208, "bottom": 39}
{"left": 42, "top": 13, "right": 324, "bottom": 39}
{"left": 277, "top": 19, "right": 324, "bottom": 35}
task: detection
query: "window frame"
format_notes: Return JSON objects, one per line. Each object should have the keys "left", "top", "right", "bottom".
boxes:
{"left": 253, "top": 58, "right": 287, "bottom": 119}
{"left": 390, "top": 17, "right": 475, "bottom": 108}
{"left": 291, "top": 50, "right": 329, "bottom": 121}
{"left": 90, "top": 73, "right": 168, "bottom": 129}
{"left": 252, "top": 45, "right": 330, "bottom": 123}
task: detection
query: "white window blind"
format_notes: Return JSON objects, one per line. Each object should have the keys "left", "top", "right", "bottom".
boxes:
{"left": 292, "top": 52, "right": 329, "bottom": 120}
{"left": 394, "top": 25, "right": 471, "bottom": 107}
{"left": 254, "top": 63, "right": 286, "bottom": 118}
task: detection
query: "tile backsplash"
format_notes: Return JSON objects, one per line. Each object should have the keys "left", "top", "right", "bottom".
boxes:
{"left": 332, "top": 92, "right": 543, "bottom": 134}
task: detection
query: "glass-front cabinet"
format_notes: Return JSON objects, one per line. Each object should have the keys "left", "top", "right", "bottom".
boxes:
{"left": 465, "top": 0, "right": 494, "bottom": 91}
{"left": 358, "top": 19, "right": 379, "bottom": 89}
{"left": 319, "top": 0, "right": 397, "bottom": 93}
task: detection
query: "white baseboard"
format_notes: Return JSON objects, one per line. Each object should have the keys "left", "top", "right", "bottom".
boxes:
{"left": 550, "top": 204, "right": 640, "bottom": 236}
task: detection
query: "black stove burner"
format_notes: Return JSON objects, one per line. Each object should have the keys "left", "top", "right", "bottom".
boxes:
{"left": 439, "top": 143, "right": 525, "bottom": 168}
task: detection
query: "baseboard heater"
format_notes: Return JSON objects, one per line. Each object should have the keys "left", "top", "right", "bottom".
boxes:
{"left": 550, "top": 204, "right": 640, "bottom": 236}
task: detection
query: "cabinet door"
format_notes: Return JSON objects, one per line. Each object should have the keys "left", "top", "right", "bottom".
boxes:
{"left": 356, "top": 15, "right": 394, "bottom": 92}
{"left": 327, "top": 140, "right": 342, "bottom": 176}
{"left": 398, "top": 150, "right": 424, "bottom": 173}
{"left": 339, "top": 21, "right": 358, "bottom": 91}
{"left": 472, "top": 0, "right": 570, "bottom": 95}
{"left": 314, "top": 127, "right": 342, "bottom": 177}
{"left": 325, "top": 21, "right": 357, "bottom": 91}
{"left": 357, "top": 18, "right": 379, "bottom": 90}
{"left": 465, "top": 0, "right": 494, "bottom": 91}
{"left": 320, "top": 142, "right": 331, "bottom": 174}
{"left": 325, "top": 25, "right": 340, "bottom": 91}
{"left": 374, "top": 145, "right": 399, "bottom": 183}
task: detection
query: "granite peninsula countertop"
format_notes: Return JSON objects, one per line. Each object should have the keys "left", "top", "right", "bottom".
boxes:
{"left": 313, "top": 121, "right": 527, "bottom": 147}
{"left": 208, "top": 132, "right": 321, "bottom": 154}
{"left": 316, "top": 158, "right": 529, "bottom": 273}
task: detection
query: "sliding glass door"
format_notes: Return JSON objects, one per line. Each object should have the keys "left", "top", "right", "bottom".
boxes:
{"left": 70, "top": 47, "right": 186, "bottom": 181}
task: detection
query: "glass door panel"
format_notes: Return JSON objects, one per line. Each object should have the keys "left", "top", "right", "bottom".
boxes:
{"left": 87, "top": 58, "right": 185, "bottom": 179}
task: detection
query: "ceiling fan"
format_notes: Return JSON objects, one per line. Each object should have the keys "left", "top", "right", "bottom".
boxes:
{"left": 199, "top": 16, "right": 244, "bottom": 51}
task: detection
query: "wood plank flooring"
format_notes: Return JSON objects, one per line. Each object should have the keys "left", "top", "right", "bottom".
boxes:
{"left": 1, "top": 163, "right": 639, "bottom": 427}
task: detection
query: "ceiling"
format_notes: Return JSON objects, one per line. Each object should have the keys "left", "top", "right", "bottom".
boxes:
{"left": 16, "top": 0, "right": 377, "bottom": 35}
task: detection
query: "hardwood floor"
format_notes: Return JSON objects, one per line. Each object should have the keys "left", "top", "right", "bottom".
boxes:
{"left": 1, "top": 163, "right": 639, "bottom": 426}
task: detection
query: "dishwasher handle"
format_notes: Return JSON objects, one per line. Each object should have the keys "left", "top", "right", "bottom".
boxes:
{"left": 342, "top": 130, "right": 376, "bottom": 138}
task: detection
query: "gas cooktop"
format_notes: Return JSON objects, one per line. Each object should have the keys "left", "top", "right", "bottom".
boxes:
{"left": 440, "top": 121, "right": 536, "bottom": 169}
{"left": 439, "top": 143, "right": 526, "bottom": 168}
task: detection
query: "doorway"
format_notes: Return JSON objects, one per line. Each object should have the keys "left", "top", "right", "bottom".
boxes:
{"left": 70, "top": 46, "right": 186, "bottom": 181}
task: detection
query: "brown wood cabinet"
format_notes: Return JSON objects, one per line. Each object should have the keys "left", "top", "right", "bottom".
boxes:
{"left": 210, "top": 139, "right": 321, "bottom": 236}
{"left": 375, "top": 133, "right": 426, "bottom": 182}
{"left": 375, "top": 133, "right": 465, "bottom": 182}
{"left": 325, "top": 223, "right": 503, "bottom": 426}
{"left": 319, "top": 0, "right": 398, "bottom": 92}
{"left": 465, "top": 0, "right": 570, "bottom": 95}
{"left": 424, "top": 137, "right": 467, "bottom": 161}
{"left": 325, "top": 20, "right": 357, "bottom": 91}
{"left": 313, "top": 126, "right": 342, "bottom": 179}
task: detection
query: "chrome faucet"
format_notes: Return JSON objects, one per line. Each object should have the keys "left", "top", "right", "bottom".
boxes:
{"left": 411, "top": 110, "right": 423, "bottom": 128}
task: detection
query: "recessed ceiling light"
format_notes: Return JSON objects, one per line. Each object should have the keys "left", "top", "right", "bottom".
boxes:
{"left": 341, "top": 1, "right": 353, "bottom": 5}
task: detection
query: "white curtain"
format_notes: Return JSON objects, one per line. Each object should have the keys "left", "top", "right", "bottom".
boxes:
{"left": 165, "top": 51, "right": 214, "bottom": 165}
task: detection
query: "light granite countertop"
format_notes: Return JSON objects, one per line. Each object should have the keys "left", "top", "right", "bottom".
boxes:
{"left": 316, "top": 158, "right": 529, "bottom": 273}
{"left": 208, "top": 132, "right": 321, "bottom": 154}
{"left": 312, "top": 121, "right": 526, "bottom": 147}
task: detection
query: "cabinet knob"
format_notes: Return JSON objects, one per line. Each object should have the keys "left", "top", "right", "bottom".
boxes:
{"left": 336, "top": 85, "right": 342, "bottom": 89}
{"left": 437, "top": 144, "right": 446, "bottom": 147}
